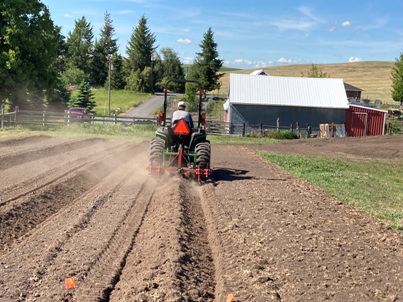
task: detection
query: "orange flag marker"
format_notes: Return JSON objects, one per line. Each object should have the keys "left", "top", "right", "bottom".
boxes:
{"left": 65, "top": 277, "right": 76, "bottom": 289}
{"left": 227, "top": 293, "right": 234, "bottom": 302}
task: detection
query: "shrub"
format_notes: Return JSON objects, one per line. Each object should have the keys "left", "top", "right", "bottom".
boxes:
{"left": 246, "top": 130, "right": 299, "bottom": 139}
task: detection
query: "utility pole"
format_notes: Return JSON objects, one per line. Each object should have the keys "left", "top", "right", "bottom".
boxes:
{"left": 107, "top": 55, "right": 112, "bottom": 115}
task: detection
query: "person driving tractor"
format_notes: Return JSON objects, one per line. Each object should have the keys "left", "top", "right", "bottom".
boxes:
{"left": 172, "top": 101, "right": 194, "bottom": 128}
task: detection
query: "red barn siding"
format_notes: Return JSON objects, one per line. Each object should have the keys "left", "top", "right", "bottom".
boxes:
{"left": 345, "top": 105, "right": 387, "bottom": 137}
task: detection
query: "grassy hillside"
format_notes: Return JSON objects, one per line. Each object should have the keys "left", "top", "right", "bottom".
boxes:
{"left": 214, "top": 61, "right": 396, "bottom": 104}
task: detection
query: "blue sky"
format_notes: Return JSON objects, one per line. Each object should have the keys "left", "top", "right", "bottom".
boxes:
{"left": 40, "top": 0, "right": 403, "bottom": 69}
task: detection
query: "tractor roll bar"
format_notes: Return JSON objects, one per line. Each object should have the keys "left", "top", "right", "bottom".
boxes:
{"left": 163, "top": 79, "right": 204, "bottom": 129}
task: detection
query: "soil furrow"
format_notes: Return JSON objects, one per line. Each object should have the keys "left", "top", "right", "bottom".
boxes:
{"left": 0, "top": 142, "right": 147, "bottom": 251}
{"left": 0, "top": 139, "right": 127, "bottom": 202}
{"left": 0, "top": 135, "right": 51, "bottom": 148}
{"left": 175, "top": 180, "right": 216, "bottom": 301}
{"left": 73, "top": 180, "right": 155, "bottom": 302}
{"left": 108, "top": 178, "right": 184, "bottom": 301}
{"left": 0, "top": 137, "right": 105, "bottom": 171}
{"left": 0, "top": 143, "right": 151, "bottom": 301}
{"left": 1, "top": 135, "right": 403, "bottom": 301}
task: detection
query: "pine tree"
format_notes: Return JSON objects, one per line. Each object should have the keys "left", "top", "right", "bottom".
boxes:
{"left": 391, "top": 52, "right": 403, "bottom": 106}
{"left": 189, "top": 28, "right": 223, "bottom": 93}
{"left": 66, "top": 17, "right": 94, "bottom": 76}
{"left": 68, "top": 81, "right": 96, "bottom": 111}
{"left": 91, "top": 12, "right": 119, "bottom": 86}
{"left": 125, "top": 15, "right": 157, "bottom": 92}
{"left": 109, "top": 54, "right": 125, "bottom": 90}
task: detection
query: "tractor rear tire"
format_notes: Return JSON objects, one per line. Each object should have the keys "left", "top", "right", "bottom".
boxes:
{"left": 195, "top": 142, "right": 211, "bottom": 169}
{"left": 150, "top": 137, "right": 165, "bottom": 166}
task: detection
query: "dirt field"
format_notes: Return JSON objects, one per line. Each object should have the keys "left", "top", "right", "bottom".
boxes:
{"left": 1, "top": 135, "right": 403, "bottom": 302}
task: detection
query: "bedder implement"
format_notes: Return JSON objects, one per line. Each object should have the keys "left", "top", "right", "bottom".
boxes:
{"left": 147, "top": 79, "right": 212, "bottom": 183}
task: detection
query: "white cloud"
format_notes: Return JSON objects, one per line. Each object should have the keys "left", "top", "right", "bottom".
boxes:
{"left": 270, "top": 6, "right": 323, "bottom": 32}
{"left": 63, "top": 14, "right": 74, "bottom": 18}
{"left": 359, "top": 17, "right": 389, "bottom": 31}
{"left": 277, "top": 57, "right": 293, "bottom": 64}
{"left": 227, "top": 59, "right": 274, "bottom": 69}
{"left": 234, "top": 59, "right": 253, "bottom": 65}
{"left": 348, "top": 56, "right": 362, "bottom": 62}
{"left": 297, "top": 6, "right": 325, "bottom": 23}
{"left": 271, "top": 20, "right": 315, "bottom": 31}
{"left": 328, "top": 20, "right": 351, "bottom": 32}
{"left": 342, "top": 21, "right": 351, "bottom": 27}
{"left": 182, "top": 57, "right": 193, "bottom": 64}
{"left": 177, "top": 38, "right": 192, "bottom": 44}
{"left": 328, "top": 22, "right": 337, "bottom": 32}
{"left": 115, "top": 10, "right": 134, "bottom": 15}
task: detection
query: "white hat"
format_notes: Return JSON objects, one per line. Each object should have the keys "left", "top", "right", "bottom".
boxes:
{"left": 178, "top": 101, "right": 186, "bottom": 108}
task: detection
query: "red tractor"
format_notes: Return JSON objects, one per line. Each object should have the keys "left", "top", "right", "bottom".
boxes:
{"left": 147, "top": 79, "right": 212, "bottom": 183}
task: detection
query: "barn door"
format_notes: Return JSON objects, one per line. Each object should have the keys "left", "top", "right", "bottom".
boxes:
{"left": 351, "top": 112, "right": 367, "bottom": 137}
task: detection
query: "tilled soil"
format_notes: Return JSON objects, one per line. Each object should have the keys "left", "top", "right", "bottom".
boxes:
{"left": 0, "top": 135, "right": 403, "bottom": 302}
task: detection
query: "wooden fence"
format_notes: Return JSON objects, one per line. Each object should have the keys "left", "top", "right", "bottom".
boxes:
{"left": 0, "top": 108, "right": 353, "bottom": 138}
{"left": 2, "top": 108, "right": 402, "bottom": 136}
{"left": 0, "top": 108, "right": 157, "bottom": 128}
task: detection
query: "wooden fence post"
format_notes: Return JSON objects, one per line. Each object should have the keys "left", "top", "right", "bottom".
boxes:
{"left": 242, "top": 122, "right": 245, "bottom": 137}
{"left": 277, "top": 118, "right": 280, "bottom": 131}
{"left": 296, "top": 122, "right": 300, "bottom": 137}
{"left": 15, "top": 106, "right": 19, "bottom": 126}
{"left": 42, "top": 111, "right": 46, "bottom": 127}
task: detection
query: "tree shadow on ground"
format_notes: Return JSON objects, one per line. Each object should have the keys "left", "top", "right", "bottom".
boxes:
{"left": 212, "top": 168, "right": 254, "bottom": 182}
{"left": 210, "top": 167, "right": 289, "bottom": 184}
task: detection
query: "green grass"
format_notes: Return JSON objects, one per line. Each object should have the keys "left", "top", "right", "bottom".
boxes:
{"left": 207, "top": 133, "right": 277, "bottom": 144}
{"left": 219, "top": 66, "right": 242, "bottom": 72}
{"left": 0, "top": 124, "right": 157, "bottom": 141}
{"left": 182, "top": 64, "right": 242, "bottom": 73}
{"left": 73, "top": 89, "right": 152, "bottom": 116}
{"left": 0, "top": 126, "right": 51, "bottom": 140}
{"left": 0, "top": 124, "right": 291, "bottom": 144}
{"left": 260, "top": 152, "right": 403, "bottom": 230}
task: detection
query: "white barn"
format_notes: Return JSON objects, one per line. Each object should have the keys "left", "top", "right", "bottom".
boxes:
{"left": 224, "top": 73, "right": 349, "bottom": 133}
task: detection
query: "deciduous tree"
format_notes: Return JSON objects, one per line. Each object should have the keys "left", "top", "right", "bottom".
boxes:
{"left": 391, "top": 52, "right": 403, "bottom": 106}
{"left": 0, "top": 0, "right": 60, "bottom": 109}
{"left": 302, "top": 64, "right": 330, "bottom": 78}
{"left": 160, "top": 48, "right": 185, "bottom": 92}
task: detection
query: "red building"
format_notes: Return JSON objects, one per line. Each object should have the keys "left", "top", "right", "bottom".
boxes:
{"left": 345, "top": 104, "right": 387, "bottom": 137}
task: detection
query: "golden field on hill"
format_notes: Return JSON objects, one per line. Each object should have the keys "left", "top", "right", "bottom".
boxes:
{"left": 216, "top": 61, "right": 396, "bottom": 104}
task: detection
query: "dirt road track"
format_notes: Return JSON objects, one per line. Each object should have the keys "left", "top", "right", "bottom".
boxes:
{"left": 1, "top": 135, "right": 403, "bottom": 301}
